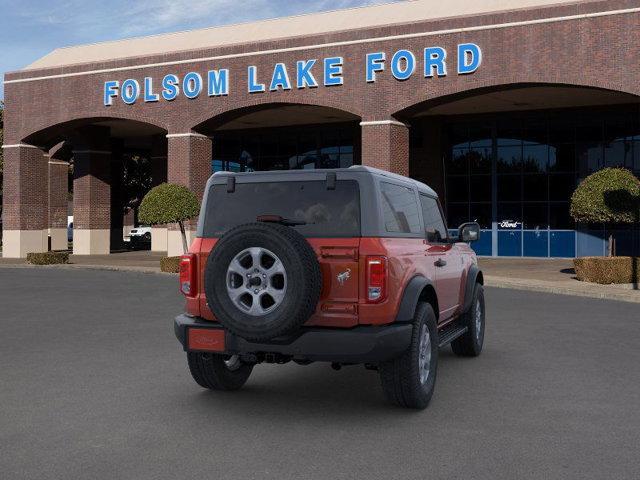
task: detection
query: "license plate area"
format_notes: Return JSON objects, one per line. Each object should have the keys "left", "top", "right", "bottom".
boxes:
{"left": 187, "top": 328, "right": 226, "bottom": 352}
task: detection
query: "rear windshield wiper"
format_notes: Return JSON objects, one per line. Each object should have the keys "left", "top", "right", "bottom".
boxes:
{"left": 257, "top": 215, "right": 307, "bottom": 226}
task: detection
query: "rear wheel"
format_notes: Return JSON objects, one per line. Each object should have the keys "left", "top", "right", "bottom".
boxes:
{"left": 451, "top": 283, "right": 485, "bottom": 357}
{"left": 187, "top": 352, "right": 253, "bottom": 391}
{"left": 379, "top": 302, "right": 438, "bottom": 409}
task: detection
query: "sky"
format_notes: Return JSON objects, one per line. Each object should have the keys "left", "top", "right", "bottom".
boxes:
{"left": 0, "top": 0, "right": 399, "bottom": 100}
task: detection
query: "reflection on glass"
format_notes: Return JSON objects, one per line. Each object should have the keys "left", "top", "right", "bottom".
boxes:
{"left": 470, "top": 147, "right": 491, "bottom": 173}
{"left": 577, "top": 143, "right": 603, "bottom": 174}
{"left": 604, "top": 141, "right": 631, "bottom": 168}
{"left": 523, "top": 145, "right": 548, "bottom": 173}
{"left": 444, "top": 106, "right": 640, "bottom": 257}
{"left": 212, "top": 125, "right": 357, "bottom": 172}
{"left": 497, "top": 145, "right": 522, "bottom": 173}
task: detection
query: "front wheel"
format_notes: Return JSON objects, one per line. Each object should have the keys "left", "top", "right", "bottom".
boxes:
{"left": 451, "top": 283, "right": 485, "bottom": 357}
{"left": 379, "top": 302, "right": 438, "bottom": 409}
{"left": 187, "top": 352, "right": 253, "bottom": 391}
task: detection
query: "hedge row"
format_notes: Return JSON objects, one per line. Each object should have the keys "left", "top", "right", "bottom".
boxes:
{"left": 574, "top": 256, "right": 640, "bottom": 284}
{"left": 160, "top": 256, "right": 181, "bottom": 273}
{"left": 27, "top": 251, "right": 69, "bottom": 265}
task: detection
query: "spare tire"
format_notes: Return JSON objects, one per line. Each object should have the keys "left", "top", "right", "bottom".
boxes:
{"left": 204, "top": 222, "right": 322, "bottom": 341}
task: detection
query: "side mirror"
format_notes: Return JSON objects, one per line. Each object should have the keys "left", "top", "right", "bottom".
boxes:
{"left": 458, "top": 222, "right": 481, "bottom": 243}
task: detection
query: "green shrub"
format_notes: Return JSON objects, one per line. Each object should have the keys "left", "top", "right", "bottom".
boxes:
{"left": 574, "top": 256, "right": 640, "bottom": 284}
{"left": 27, "top": 251, "right": 69, "bottom": 265}
{"left": 160, "top": 256, "right": 181, "bottom": 273}
{"left": 139, "top": 183, "right": 200, "bottom": 225}
{"left": 570, "top": 168, "right": 640, "bottom": 224}
{"left": 139, "top": 183, "right": 200, "bottom": 253}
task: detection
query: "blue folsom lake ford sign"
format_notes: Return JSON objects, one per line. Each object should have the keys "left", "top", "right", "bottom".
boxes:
{"left": 103, "top": 43, "right": 482, "bottom": 106}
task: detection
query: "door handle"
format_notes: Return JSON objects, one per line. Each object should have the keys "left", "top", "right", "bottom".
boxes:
{"left": 434, "top": 258, "right": 447, "bottom": 268}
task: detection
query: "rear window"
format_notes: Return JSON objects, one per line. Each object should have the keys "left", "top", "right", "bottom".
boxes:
{"left": 202, "top": 180, "right": 360, "bottom": 237}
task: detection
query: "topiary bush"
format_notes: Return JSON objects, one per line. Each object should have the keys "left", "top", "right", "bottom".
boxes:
{"left": 570, "top": 168, "right": 640, "bottom": 224}
{"left": 570, "top": 168, "right": 640, "bottom": 256}
{"left": 160, "top": 256, "right": 181, "bottom": 273}
{"left": 574, "top": 256, "right": 639, "bottom": 284}
{"left": 139, "top": 183, "right": 200, "bottom": 254}
{"left": 27, "top": 251, "right": 70, "bottom": 265}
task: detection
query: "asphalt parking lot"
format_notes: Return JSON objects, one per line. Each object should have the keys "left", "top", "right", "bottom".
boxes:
{"left": 1, "top": 268, "right": 639, "bottom": 480}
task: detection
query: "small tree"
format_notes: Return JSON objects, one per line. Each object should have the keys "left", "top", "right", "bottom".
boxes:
{"left": 570, "top": 168, "right": 640, "bottom": 256}
{"left": 138, "top": 183, "right": 200, "bottom": 253}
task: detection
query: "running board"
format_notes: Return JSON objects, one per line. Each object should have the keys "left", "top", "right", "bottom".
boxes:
{"left": 438, "top": 325, "right": 468, "bottom": 347}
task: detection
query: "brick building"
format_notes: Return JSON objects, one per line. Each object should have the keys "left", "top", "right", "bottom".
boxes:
{"left": 2, "top": 0, "right": 640, "bottom": 258}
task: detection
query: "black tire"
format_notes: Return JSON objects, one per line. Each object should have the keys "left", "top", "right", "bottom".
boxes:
{"left": 379, "top": 302, "right": 438, "bottom": 409}
{"left": 143, "top": 232, "right": 151, "bottom": 241}
{"left": 187, "top": 352, "right": 253, "bottom": 391}
{"left": 451, "top": 283, "right": 485, "bottom": 357}
{"left": 204, "top": 222, "right": 322, "bottom": 342}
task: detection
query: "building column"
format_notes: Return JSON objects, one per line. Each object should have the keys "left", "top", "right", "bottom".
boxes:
{"left": 166, "top": 132, "right": 212, "bottom": 257}
{"left": 110, "top": 146, "right": 125, "bottom": 251}
{"left": 1, "top": 144, "right": 49, "bottom": 258}
{"left": 72, "top": 127, "right": 112, "bottom": 255}
{"left": 48, "top": 158, "right": 69, "bottom": 251}
{"left": 360, "top": 120, "right": 410, "bottom": 176}
{"left": 150, "top": 134, "right": 168, "bottom": 253}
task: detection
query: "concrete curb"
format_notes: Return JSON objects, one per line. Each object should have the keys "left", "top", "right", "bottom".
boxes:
{"left": 485, "top": 275, "right": 640, "bottom": 304}
{"left": 2, "top": 263, "right": 639, "bottom": 303}
{"left": 0, "top": 263, "right": 175, "bottom": 276}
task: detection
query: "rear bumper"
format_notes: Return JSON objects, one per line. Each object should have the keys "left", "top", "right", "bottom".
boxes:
{"left": 174, "top": 314, "right": 412, "bottom": 363}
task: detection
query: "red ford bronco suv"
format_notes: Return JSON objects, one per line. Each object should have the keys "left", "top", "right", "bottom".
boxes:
{"left": 174, "top": 166, "right": 485, "bottom": 409}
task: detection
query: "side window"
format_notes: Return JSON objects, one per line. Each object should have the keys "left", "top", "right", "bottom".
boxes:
{"left": 380, "top": 182, "right": 422, "bottom": 234}
{"left": 420, "top": 194, "right": 448, "bottom": 243}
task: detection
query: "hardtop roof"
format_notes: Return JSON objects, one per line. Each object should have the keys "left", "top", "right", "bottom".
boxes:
{"left": 210, "top": 165, "right": 438, "bottom": 197}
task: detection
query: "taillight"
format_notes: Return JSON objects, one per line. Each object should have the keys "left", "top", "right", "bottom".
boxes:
{"left": 179, "top": 254, "right": 197, "bottom": 297}
{"left": 366, "top": 256, "right": 387, "bottom": 303}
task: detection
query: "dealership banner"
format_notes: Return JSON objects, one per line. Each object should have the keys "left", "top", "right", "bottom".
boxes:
{"left": 103, "top": 43, "right": 482, "bottom": 106}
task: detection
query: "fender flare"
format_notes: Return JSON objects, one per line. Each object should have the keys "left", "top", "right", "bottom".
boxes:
{"left": 462, "top": 265, "right": 483, "bottom": 313}
{"left": 394, "top": 276, "right": 435, "bottom": 323}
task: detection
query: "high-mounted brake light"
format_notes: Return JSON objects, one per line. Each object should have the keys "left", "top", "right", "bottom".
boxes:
{"left": 179, "top": 254, "right": 197, "bottom": 297}
{"left": 366, "top": 256, "right": 387, "bottom": 303}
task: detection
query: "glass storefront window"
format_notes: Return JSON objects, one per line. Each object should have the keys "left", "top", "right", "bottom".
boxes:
{"left": 523, "top": 174, "right": 548, "bottom": 202}
{"left": 549, "top": 144, "right": 575, "bottom": 172}
{"left": 443, "top": 105, "right": 640, "bottom": 256}
{"left": 634, "top": 142, "right": 640, "bottom": 171}
{"left": 497, "top": 175, "right": 521, "bottom": 201}
{"left": 549, "top": 174, "right": 576, "bottom": 201}
{"left": 497, "top": 145, "right": 522, "bottom": 173}
{"left": 212, "top": 123, "right": 358, "bottom": 173}
{"left": 604, "top": 140, "right": 632, "bottom": 168}
{"left": 470, "top": 147, "right": 492, "bottom": 173}
{"left": 577, "top": 142, "right": 603, "bottom": 174}
{"left": 523, "top": 144, "right": 548, "bottom": 173}
{"left": 523, "top": 203, "right": 548, "bottom": 229}
{"left": 470, "top": 203, "right": 492, "bottom": 229}
{"left": 470, "top": 175, "right": 492, "bottom": 202}
{"left": 497, "top": 202, "right": 521, "bottom": 226}
{"left": 449, "top": 148, "right": 469, "bottom": 174}
{"left": 549, "top": 202, "right": 573, "bottom": 229}
{"left": 446, "top": 203, "right": 469, "bottom": 229}
{"left": 446, "top": 176, "right": 469, "bottom": 203}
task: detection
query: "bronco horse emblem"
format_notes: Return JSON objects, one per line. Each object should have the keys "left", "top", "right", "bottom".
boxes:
{"left": 336, "top": 268, "right": 351, "bottom": 286}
